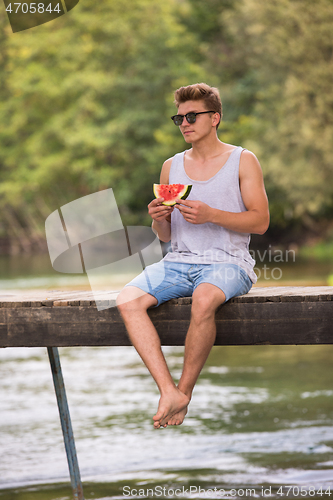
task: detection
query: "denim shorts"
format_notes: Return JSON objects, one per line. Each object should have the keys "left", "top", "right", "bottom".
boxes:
{"left": 124, "top": 260, "right": 253, "bottom": 307}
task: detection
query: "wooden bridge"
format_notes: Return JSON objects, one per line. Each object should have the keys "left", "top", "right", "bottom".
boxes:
{"left": 1, "top": 286, "right": 333, "bottom": 347}
{"left": 1, "top": 286, "right": 333, "bottom": 500}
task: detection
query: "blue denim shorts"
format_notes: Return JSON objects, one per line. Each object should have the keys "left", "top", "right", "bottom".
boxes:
{"left": 124, "top": 260, "right": 253, "bottom": 307}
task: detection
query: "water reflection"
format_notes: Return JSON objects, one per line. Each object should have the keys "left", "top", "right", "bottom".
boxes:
{"left": 0, "top": 253, "right": 332, "bottom": 290}
{"left": 0, "top": 345, "right": 332, "bottom": 499}
{"left": 1, "top": 252, "right": 332, "bottom": 498}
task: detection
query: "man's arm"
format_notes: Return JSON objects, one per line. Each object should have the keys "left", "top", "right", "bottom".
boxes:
{"left": 150, "top": 158, "right": 173, "bottom": 242}
{"left": 211, "top": 150, "right": 269, "bottom": 234}
{"left": 175, "top": 150, "right": 270, "bottom": 235}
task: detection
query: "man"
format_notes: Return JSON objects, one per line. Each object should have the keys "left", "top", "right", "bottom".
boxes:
{"left": 117, "top": 83, "right": 269, "bottom": 429}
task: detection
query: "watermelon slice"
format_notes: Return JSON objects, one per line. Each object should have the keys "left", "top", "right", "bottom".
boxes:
{"left": 153, "top": 184, "right": 192, "bottom": 206}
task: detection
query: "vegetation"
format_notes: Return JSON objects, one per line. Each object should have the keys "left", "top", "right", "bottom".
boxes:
{"left": 0, "top": 0, "right": 332, "bottom": 253}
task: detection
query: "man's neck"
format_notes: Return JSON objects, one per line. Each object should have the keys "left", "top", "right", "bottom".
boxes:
{"left": 190, "top": 135, "right": 226, "bottom": 162}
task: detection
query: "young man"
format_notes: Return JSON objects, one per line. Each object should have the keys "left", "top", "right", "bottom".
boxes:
{"left": 117, "top": 83, "right": 269, "bottom": 429}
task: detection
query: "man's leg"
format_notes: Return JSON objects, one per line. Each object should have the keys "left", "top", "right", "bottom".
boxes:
{"left": 117, "top": 286, "right": 189, "bottom": 428}
{"left": 168, "top": 283, "right": 226, "bottom": 426}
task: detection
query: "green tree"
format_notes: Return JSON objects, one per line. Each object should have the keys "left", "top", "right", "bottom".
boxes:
{"left": 2, "top": 0, "right": 333, "bottom": 252}
{"left": 0, "top": 0, "right": 207, "bottom": 251}
{"left": 223, "top": 0, "right": 333, "bottom": 231}
{"left": 183, "top": 0, "right": 333, "bottom": 239}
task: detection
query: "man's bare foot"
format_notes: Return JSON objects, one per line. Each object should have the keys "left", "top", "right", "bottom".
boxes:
{"left": 167, "top": 387, "right": 192, "bottom": 426}
{"left": 153, "top": 387, "right": 189, "bottom": 429}
{"left": 167, "top": 405, "right": 188, "bottom": 426}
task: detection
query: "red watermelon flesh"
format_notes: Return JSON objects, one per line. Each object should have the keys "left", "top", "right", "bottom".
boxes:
{"left": 153, "top": 184, "right": 192, "bottom": 206}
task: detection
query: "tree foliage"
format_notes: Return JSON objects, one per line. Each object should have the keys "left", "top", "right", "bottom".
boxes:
{"left": 0, "top": 0, "right": 332, "bottom": 252}
{"left": 218, "top": 0, "right": 333, "bottom": 231}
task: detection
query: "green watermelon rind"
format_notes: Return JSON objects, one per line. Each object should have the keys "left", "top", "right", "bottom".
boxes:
{"left": 153, "top": 184, "right": 192, "bottom": 206}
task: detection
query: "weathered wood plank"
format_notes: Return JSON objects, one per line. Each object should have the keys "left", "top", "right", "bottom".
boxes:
{"left": 0, "top": 286, "right": 333, "bottom": 306}
{"left": 0, "top": 287, "right": 332, "bottom": 347}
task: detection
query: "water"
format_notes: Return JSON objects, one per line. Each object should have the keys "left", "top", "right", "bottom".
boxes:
{"left": 0, "top": 250, "right": 332, "bottom": 291}
{"left": 0, "top": 254, "right": 333, "bottom": 499}
{"left": 0, "top": 345, "right": 333, "bottom": 499}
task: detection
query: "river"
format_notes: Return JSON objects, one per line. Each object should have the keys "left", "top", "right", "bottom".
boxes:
{"left": 0, "top": 253, "right": 332, "bottom": 499}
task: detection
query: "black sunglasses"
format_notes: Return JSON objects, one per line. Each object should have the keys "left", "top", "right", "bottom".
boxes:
{"left": 170, "top": 110, "right": 215, "bottom": 126}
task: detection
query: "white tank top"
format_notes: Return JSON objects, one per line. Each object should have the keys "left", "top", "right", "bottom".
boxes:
{"left": 163, "top": 146, "right": 257, "bottom": 283}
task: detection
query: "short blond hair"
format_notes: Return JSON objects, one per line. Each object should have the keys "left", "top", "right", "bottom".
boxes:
{"left": 174, "top": 83, "right": 223, "bottom": 129}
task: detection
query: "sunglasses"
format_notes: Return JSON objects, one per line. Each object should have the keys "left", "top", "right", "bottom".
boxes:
{"left": 170, "top": 110, "right": 215, "bottom": 126}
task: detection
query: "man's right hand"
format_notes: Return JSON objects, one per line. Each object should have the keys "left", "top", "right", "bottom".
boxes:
{"left": 148, "top": 198, "right": 174, "bottom": 222}
{"left": 149, "top": 198, "right": 173, "bottom": 242}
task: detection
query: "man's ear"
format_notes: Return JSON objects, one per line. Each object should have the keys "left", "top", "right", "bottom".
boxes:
{"left": 212, "top": 113, "right": 220, "bottom": 127}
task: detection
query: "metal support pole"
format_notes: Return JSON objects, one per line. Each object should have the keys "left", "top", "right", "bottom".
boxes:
{"left": 47, "top": 347, "right": 85, "bottom": 500}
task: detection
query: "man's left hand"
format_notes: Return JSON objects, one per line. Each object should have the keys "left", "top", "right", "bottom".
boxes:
{"left": 175, "top": 199, "right": 212, "bottom": 224}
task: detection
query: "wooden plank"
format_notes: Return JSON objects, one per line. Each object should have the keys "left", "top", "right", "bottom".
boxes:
{"left": 0, "top": 292, "right": 333, "bottom": 347}
{"left": 0, "top": 286, "right": 333, "bottom": 306}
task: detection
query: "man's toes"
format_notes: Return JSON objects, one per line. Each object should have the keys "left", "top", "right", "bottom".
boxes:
{"left": 167, "top": 416, "right": 179, "bottom": 426}
{"left": 154, "top": 420, "right": 168, "bottom": 429}
{"left": 159, "top": 415, "right": 171, "bottom": 427}
{"left": 167, "top": 416, "right": 177, "bottom": 425}
{"left": 153, "top": 409, "right": 163, "bottom": 422}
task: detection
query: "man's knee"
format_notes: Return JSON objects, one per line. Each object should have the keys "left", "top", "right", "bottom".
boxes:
{"left": 116, "top": 287, "right": 156, "bottom": 317}
{"left": 191, "top": 287, "right": 226, "bottom": 322}
{"left": 191, "top": 297, "right": 214, "bottom": 323}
